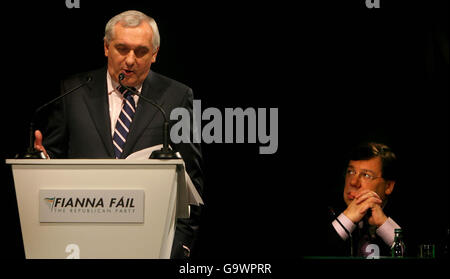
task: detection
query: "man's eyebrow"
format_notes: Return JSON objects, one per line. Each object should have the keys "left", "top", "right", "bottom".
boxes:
{"left": 114, "top": 43, "right": 128, "bottom": 48}
{"left": 135, "top": 46, "right": 150, "bottom": 51}
{"left": 347, "top": 165, "right": 377, "bottom": 174}
{"left": 114, "top": 43, "right": 149, "bottom": 50}
{"left": 361, "top": 169, "right": 377, "bottom": 175}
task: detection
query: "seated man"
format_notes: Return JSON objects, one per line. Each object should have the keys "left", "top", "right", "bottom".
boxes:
{"left": 327, "top": 142, "right": 401, "bottom": 257}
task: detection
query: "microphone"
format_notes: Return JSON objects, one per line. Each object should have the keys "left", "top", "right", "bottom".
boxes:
{"left": 15, "top": 76, "right": 92, "bottom": 159}
{"left": 329, "top": 206, "right": 354, "bottom": 257}
{"left": 118, "top": 73, "right": 180, "bottom": 159}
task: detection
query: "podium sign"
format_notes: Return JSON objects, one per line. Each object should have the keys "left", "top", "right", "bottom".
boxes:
{"left": 6, "top": 159, "right": 189, "bottom": 259}
{"left": 39, "top": 189, "right": 145, "bottom": 223}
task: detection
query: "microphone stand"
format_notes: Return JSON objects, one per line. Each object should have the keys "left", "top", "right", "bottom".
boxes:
{"left": 118, "top": 73, "right": 180, "bottom": 159}
{"left": 329, "top": 206, "right": 354, "bottom": 257}
{"left": 15, "top": 77, "right": 92, "bottom": 159}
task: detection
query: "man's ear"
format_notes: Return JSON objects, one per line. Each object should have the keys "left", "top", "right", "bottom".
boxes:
{"left": 151, "top": 47, "right": 159, "bottom": 63}
{"left": 104, "top": 39, "right": 109, "bottom": 57}
{"left": 385, "top": 180, "right": 395, "bottom": 196}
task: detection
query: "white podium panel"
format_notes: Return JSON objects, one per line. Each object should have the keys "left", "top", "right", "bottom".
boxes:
{"left": 6, "top": 159, "right": 188, "bottom": 259}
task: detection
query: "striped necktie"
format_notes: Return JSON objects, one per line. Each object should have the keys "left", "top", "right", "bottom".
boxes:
{"left": 113, "top": 86, "right": 136, "bottom": 159}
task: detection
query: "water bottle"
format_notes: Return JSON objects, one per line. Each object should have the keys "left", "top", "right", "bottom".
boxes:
{"left": 391, "top": 228, "right": 405, "bottom": 257}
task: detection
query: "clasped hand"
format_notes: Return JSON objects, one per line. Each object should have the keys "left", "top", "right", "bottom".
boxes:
{"left": 343, "top": 189, "right": 387, "bottom": 227}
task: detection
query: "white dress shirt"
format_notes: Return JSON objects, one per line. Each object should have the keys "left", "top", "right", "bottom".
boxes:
{"left": 332, "top": 212, "right": 400, "bottom": 246}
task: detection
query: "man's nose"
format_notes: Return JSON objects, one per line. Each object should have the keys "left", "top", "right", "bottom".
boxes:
{"left": 125, "top": 51, "right": 136, "bottom": 67}
{"left": 350, "top": 174, "right": 362, "bottom": 188}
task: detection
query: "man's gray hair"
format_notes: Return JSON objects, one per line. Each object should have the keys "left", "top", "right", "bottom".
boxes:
{"left": 104, "top": 10, "right": 160, "bottom": 50}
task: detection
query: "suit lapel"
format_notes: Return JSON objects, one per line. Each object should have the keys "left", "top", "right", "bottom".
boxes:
{"left": 121, "top": 71, "right": 168, "bottom": 158}
{"left": 82, "top": 68, "right": 115, "bottom": 158}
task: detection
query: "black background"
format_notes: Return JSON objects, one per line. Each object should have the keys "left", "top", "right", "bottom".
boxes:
{"left": 0, "top": 0, "right": 448, "bottom": 275}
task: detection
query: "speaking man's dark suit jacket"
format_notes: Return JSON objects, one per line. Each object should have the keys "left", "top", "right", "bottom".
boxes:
{"left": 41, "top": 67, "right": 204, "bottom": 259}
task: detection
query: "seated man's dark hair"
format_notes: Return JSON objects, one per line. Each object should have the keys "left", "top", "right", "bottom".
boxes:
{"left": 348, "top": 142, "right": 397, "bottom": 181}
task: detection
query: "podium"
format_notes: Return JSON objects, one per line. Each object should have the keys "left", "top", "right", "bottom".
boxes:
{"left": 6, "top": 159, "right": 193, "bottom": 259}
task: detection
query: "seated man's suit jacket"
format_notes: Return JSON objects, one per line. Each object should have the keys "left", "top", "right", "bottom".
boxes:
{"left": 307, "top": 202, "right": 413, "bottom": 258}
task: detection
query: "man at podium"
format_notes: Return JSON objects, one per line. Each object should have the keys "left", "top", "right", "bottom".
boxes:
{"left": 33, "top": 10, "right": 204, "bottom": 259}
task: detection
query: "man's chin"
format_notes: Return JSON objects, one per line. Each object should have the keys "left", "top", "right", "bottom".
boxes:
{"left": 121, "top": 78, "right": 140, "bottom": 88}
{"left": 122, "top": 73, "right": 146, "bottom": 87}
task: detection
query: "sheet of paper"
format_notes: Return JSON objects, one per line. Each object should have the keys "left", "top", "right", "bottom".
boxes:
{"left": 126, "top": 145, "right": 204, "bottom": 205}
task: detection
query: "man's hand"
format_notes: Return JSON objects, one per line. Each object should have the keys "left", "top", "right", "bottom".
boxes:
{"left": 367, "top": 203, "right": 388, "bottom": 227}
{"left": 34, "top": 130, "right": 49, "bottom": 159}
{"left": 343, "top": 189, "right": 384, "bottom": 225}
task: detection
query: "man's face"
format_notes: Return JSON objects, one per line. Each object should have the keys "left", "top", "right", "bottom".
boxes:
{"left": 343, "top": 156, "right": 395, "bottom": 206}
{"left": 104, "top": 21, "right": 158, "bottom": 87}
